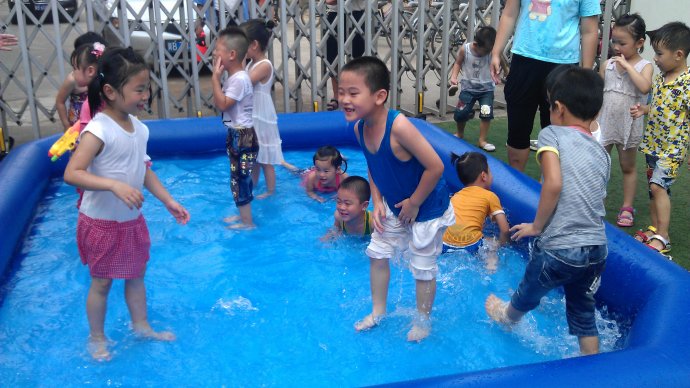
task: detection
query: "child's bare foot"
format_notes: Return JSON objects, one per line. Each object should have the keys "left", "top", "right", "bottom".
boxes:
{"left": 223, "top": 215, "right": 241, "bottom": 223}
{"left": 226, "top": 222, "right": 256, "bottom": 230}
{"left": 133, "top": 322, "right": 176, "bottom": 341}
{"left": 87, "top": 335, "right": 111, "bottom": 361}
{"left": 255, "top": 191, "right": 274, "bottom": 200}
{"left": 354, "top": 313, "right": 382, "bottom": 331}
{"left": 485, "top": 294, "right": 512, "bottom": 324}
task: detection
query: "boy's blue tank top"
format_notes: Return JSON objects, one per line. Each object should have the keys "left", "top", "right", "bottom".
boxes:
{"left": 357, "top": 109, "right": 449, "bottom": 222}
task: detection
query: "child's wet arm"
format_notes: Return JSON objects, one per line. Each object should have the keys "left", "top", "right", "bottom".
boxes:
{"left": 144, "top": 168, "right": 175, "bottom": 205}
{"left": 63, "top": 132, "right": 112, "bottom": 190}
{"left": 368, "top": 169, "right": 384, "bottom": 208}
{"left": 533, "top": 151, "right": 562, "bottom": 232}
{"left": 495, "top": 213, "right": 510, "bottom": 245}
{"left": 397, "top": 124, "right": 444, "bottom": 208}
{"left": 212, "top": 82, "right": 235, "bottom": 111}
{"left": 628, "top": 63, "right": 653, "bottom": 94}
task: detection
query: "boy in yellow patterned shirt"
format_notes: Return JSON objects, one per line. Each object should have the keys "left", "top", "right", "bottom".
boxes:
{"left": 632, "top": 22, "right": 690, "bottom": 255}
{"left": 442, "top": 151, "right": 510, "bottom": 272}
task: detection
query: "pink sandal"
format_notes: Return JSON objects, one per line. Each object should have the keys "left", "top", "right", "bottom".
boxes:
{"left": 616, "top": 206, "right": 635, "bottom": 227}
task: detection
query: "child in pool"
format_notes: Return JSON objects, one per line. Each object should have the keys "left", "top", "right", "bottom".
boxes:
{"left": 55, "top": 32, "right": 106, "bottom": 131}
{"left": 322, "top": 175, "right": 373, "bottom": 240}
{"left": 303, "top": 145, "right": 349, "bottom": 202}
{"left": 485, "top": 66, "right": 610, "bottom": 355}
{"left": 212, "top": 27, "right": 258, "bottom": 229}
{"left": 341, "top": 56, "right": 454, "bottom": 342}
{"left": 64, "top": 47, "right": 190, "bottom": 361}
{"left": 442, "top": 151, "right": 509, "bottom": 272}
{"left": 241, "top": 19, "right": 286, "bottom": 199}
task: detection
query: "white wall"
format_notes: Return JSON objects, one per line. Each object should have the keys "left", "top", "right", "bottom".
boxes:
{"left": 631, "top": 0, "right": 690, "bottom": 66}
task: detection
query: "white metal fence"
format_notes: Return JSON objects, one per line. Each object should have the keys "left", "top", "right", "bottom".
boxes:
{"left": 0, "top": 0, "right": 629, "bottom": 141}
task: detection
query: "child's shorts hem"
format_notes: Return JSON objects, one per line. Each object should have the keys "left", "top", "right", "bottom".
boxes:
{"left": 77, "top": 213, "right": 151, "bottom": 279}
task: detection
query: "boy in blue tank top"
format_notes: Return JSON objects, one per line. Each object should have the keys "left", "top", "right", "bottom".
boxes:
{"left": 338, "top": 56, "right": 455, "bottom": 342}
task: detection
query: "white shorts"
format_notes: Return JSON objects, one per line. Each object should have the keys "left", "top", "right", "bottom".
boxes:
{"left": 366, "top": 201, "right": 455, "bottom": 280}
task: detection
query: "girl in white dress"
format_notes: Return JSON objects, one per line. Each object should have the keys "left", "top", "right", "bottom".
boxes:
{"left": 241, "top": 19, "right": 285, "bottom": 199}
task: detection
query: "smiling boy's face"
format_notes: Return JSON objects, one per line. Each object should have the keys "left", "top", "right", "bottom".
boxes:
{"left": 336, "top": 187, "right": 367, "bottom": 223}
{"left": 337, "top": 70, "right": 386, "bottom": 122}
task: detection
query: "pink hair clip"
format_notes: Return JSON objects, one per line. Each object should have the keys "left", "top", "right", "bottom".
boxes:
{"left": 91, "top": 42, "right": 105, "bottom": 57}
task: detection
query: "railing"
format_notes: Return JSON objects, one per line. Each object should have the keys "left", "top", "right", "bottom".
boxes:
{"left": 0, "top": 0, "right": 628, "bottom": 142}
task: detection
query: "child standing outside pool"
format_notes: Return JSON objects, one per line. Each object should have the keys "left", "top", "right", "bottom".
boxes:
{"left": 64, "top": 47, "right": 190, "bottom": 361}
{"left": 340, "top": 56, "right": 454, "bottom": 342}
{"left": 241, "top": 19, "right": 285, "bottom": 199}
{"left": 212, "top": 27, "right": 258, "bottom": 229}
{"left": 632, "top": 22, "right": 690, "bottom": 255}
{"left": 598, "top": 13, "right": 652, "bottom": 228}
{"left": 55, "top": 32, "right": 106, "bottom": 131}
{"left": 449, "top": 26, "right": 500, "bottom": 152}
{"left": 485, "top": 66, "right": 610, "bottom": 355}
{"left": 442, "top": 151, "right": 509, "bottom": 272}
{"left": 322, "top": 175, "right": 373, "bottom": 240}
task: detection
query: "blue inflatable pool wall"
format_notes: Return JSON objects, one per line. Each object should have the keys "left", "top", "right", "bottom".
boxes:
{"left": 1, "top": 112, "right": 689, "bottom": 385}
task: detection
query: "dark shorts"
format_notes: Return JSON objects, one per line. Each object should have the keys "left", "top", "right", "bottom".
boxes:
{"left": 511, "top": 240, "right": 607, "bottom": 337}
{"left": 504, "top": 55, "right": 571, "bottom": 149}
{"left": 645, "top": 154, "right": 679, "bottom": 198}
{"left": 454, "top": 90, "right": 494, "bottom": 122}
{"left": 325, "top": 10, "right": 365, "bottom": 71}
{"left": 226, "top": 125, "right": 259, "bottom": 207}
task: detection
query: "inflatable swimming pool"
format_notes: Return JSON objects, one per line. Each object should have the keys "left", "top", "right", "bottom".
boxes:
{"left": 1, "top": 112, "right": 688, "bottom": 385}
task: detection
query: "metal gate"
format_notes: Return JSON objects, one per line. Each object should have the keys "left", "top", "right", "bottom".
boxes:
{"left": 0, "top": 0, "right": 628, "bottom": 142}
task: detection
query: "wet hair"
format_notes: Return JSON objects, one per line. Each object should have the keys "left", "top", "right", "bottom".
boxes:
{"left": 71, "top": 41, "right": 106, "bottom": 70}
{"left": 648, "top": 21, "right": 690, "bottom": 58}
{"left": 74, "top": 32, "right": 105, "bottom": 49}
{"left": 218, "top": 26, "right": 250, "bottom": 61}
{"left": 87, "top": 47, "right": 148, "bottom": 116}
{"left": 313, "top": 145, "right": 348, "bottom": 173}
{"left": 240, "top": 19, "right": 275, "bottom": 52}
{"left": 340, "top": 56, "right": 390, "bottom": 96}
{"left": 339, "top": 176, "right": 370, "bottom": 203}
{"left": 545, "top": 65, "right": 603, "bottom": 121}
{"left": 614, "top": 13, "right": 646, "bottom": 52}
{"left": 451, "top": 151, "right": 488, "bottom": 186}
{"left": 474, "top": 26, "right": 496, "bottom": 51}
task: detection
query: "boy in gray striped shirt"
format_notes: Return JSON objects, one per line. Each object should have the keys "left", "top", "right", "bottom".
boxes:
{"left": 485, "top": 66, "right": 611, "bottom": 355}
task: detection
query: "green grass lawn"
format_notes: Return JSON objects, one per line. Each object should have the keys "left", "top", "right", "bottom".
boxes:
{"left": 435, "top": 118, "right": 689, "bottom": 270}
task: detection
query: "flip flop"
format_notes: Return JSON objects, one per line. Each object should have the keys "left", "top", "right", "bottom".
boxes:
{"left": 529, "top": 139, "right": 538, "bottom": 151}
{"left": 480, "top": 143, "right": 496, "bottom": 152}
{"left": 616, "top": 206, "right": 635, "bottom": 227}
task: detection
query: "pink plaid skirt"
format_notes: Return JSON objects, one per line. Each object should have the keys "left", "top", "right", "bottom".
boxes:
{"left": 77, "top": 213, "right": 151, "bottom": 279}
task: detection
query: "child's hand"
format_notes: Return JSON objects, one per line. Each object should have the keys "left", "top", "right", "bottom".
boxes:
{"left": 509, "top": 222, "right": 541, "bottom": 241}
{"left": 394, "top": 198, "right": 419, "bottom": 225}
{"left": 212, "top": 55, "right": 224, "bottom": 81}
{"left": 112, "top": 182, "right": 144, "bottom": 209}
{"left": 611, "top": 55, "right": 631, "bottom": 72}
{"left": 630, "top": 103, "right": 647, "bottom": 119}
{"left": 371, "top": 204, "right": 386, "bottom": 234}
{"left": 165, "top": 200, "right": 190, "bottom": 225}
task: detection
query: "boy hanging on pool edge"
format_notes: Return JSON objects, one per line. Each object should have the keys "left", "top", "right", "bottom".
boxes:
{"left": 339, "top": 56, "right": 454, "bottom": 342}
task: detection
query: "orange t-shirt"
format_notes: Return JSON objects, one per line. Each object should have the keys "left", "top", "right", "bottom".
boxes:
{"left": 442, "top": 186, "right": 504, "bottom": 247}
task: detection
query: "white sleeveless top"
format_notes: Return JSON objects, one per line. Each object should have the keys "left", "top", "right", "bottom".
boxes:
{"left": 79, "top": 112, "right": 150, "bottom": 222}
{"left": 460, "top": 42, "right": 494, "bottom": 93}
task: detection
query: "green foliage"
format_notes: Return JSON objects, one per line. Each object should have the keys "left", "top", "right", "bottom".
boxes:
{"left": 436, "top": 118, "right": 689, "bottom": 270}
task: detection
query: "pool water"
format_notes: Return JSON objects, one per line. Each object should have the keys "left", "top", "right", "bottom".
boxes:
{"left": 0, "top": 149, "right": 624, "bottom": 386}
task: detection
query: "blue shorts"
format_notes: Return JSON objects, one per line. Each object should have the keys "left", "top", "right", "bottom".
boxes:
{"left": 442, "top": 238, "right": 482, "bottom": 254}
{"left": 454, "top": 90, "right": 494, "bottom": 122}
{"left": 511, "top": 240, "right": 607, "bottom": 337}
{"left": 645, "top": 154, "right": 679, "bottom": 198}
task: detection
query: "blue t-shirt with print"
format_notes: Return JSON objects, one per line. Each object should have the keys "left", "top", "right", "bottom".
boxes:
{"left": 511, "top": 0, "right": 600, "bottom": 64}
